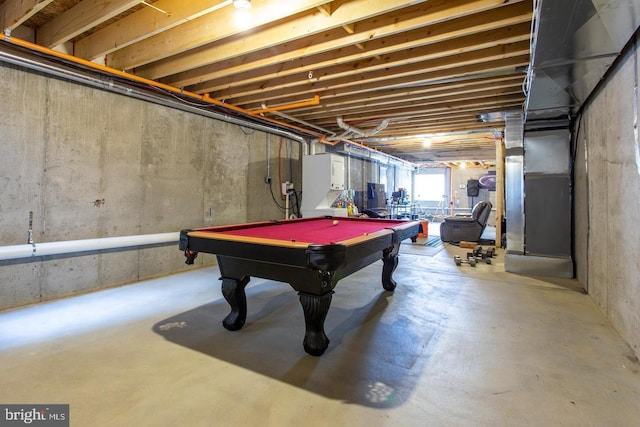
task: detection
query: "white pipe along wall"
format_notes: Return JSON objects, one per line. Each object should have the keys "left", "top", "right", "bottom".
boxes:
{"left": 0, "top": 233, "right": 180, "bottom": 261}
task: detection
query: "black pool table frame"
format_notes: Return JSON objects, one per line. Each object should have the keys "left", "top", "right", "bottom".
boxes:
{"left": 179, "top": 217, "right": 420, "bottom": 356}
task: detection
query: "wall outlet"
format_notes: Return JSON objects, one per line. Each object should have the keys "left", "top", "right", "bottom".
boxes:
{"left": 281, "top": 181, "right": 294, "bottom": 195}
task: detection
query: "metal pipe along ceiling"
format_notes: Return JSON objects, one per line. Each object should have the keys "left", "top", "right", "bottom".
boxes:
{"left": 0, "top": 37, "right": 311, "bottom": 144}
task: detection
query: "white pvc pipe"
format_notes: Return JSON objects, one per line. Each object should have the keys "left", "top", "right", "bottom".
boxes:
{"left": 336, "top": 116, "right": 365, "bottom": 136}
{"left": 336, "top": 117, "right": 389, "bottom": 137}
{"left": 0, "top": 232, "right": 180, "bottom": 261}
{"left": 0, "top": 245, "right": 34, "bottom": 260}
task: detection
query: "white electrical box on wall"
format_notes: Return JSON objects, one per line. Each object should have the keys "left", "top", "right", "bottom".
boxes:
{"left": 301, "top": 153, "right": 348, "bottom": 217}
{"left": 281, "top": 181, "right": 294, "bottom": 196}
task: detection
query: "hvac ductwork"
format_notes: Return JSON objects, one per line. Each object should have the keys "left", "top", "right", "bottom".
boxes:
{"left": 525, "top": 0, "right": 640, "bottom": 120}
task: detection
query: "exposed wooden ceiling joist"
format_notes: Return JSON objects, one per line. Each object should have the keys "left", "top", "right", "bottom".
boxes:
{"left": 107, "top": 0, "right": 337, "bottom": 70}
{"left": 0, "top": 0, "right": 54, "bottom": 31}
{"left": 152, "top": 0, "right": 531, "bottom": 86}
{"left": 36, "top": 0, "right": 142, "bottom": 48}
{"left": 1, "top": 0, "right": 533, "bottom": 164}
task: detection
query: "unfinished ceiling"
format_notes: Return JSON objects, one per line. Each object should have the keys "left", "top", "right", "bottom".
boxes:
{"left": 0, "top": 0, "right": 533, "bottom": 165}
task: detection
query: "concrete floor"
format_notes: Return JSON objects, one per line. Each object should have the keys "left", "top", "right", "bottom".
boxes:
{"left": 1, "top": 238, "right": 640, "bottom": 426}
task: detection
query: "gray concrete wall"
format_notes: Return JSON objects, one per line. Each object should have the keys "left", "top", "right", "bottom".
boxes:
{"left": 347, "top": 155, "right": 378, "bottom": 195}
{"left": 247, "top": 134, "right": 302, "bottom": 220}
{"left": 450, "top": 167, "right": 496, "bottom": 211}
{"left": 0, "top": 63, "right": 290, "bottom": 310}
{"left": 575, "top": 43, "right": 640, "bottom": 357}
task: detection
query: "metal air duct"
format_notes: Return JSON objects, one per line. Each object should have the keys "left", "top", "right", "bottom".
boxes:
{"left": 526, "top": 0, "right": 640, "bottom": 121}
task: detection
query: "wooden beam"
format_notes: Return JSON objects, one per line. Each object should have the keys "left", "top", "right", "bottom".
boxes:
{"left": 200, "top": 22, "right": 530, "bottom": 97}
{"left": 292, "top": 75, "right": 525, "bottom": 114}
{"left": 316, "top": 4, "right": 332, "bottom": 16}
{"left": 139, "top": 0, "right": 438, "bottom": 80}
{"left": 317, "top": 96, "right": 524, "bottom": 124}
{"left": 212, "top": 42, "right": 530, "bottom": 104}
{"left": 157, "top": 0, "right": 530, "bottom": 86}
{"left": 296, "top": 87, "right": 523, "bottom": 120}
{"left": 342, "top": 24, "right": 355, "bottom": 34}
{"left": 187, "top": 15, "right": 531, "bottom": 98}
{"left": 241, "top": 73, "right": 524, "bottom": 111}
{"left": 107, "top": 0, "right": 336, "bottom": 70}
{"left": 237, "top": 56, "right": 528, "bottom": 107}
{"left": 0, "top": 0, "right": 54, "bottom": 31}
{"left": 75, "top": 0, "right": 234, "bottom": 60}
{"left": 36, "top": 0, "right": 143, "bottom": 48}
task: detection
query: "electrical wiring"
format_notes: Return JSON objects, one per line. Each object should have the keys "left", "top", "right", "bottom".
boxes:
{"left": 266, "top": 181, "right": 302, "bottom": 218}
{"left": 267, "top": 180, "right": 288, "bottom": 212}
{"left": 289, "top": 189, "right": 302, "bottom": 218}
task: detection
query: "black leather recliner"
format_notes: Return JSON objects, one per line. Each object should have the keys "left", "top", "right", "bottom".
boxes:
{"left": 440, "top": 201, "right": 492, "bottom": 243}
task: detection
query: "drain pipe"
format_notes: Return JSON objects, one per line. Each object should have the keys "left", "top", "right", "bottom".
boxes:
{"left": 336, "top": 116, "right": 389, "bottom": 137}
{"left": 270, "top": 108, "right": 336, "bottom": 137}
{"left": 0, "top": 232, "right": 180, "bottom": 261}
{"left": 337, "top": 116, "right": 366, "bottom": 137}
{"left": 367, "top": 119, "right": 389, "bottom": 136}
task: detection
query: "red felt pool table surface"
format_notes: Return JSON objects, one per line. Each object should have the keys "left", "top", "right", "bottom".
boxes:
{"left": 190, "top": 216, "right": 411, "bottom": 246}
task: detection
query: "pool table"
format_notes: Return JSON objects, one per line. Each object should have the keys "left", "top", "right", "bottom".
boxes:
{"left": 179, "top": 216, "right": 420, "bottom": 356}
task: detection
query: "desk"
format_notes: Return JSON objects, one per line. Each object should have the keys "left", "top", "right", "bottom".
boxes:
{"left": 386, "top": 203, "right": 418, "bottom": 219}
{"left": 179, "top": 216, "right": 419, "bottom": 355}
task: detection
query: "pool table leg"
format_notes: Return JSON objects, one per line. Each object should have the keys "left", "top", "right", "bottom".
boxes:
{"left": 221, "top": 276, "right": 250, "bottom": 331}
{"left": 381, "top": 243, "right": 400, "bottom": 291}
{"left": 299, "top": 291, "right": 334, "bottom": 356}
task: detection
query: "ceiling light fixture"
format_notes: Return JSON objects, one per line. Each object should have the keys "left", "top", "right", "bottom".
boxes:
{"left": 233, "top": 0, "right": 251, "bottom": 9}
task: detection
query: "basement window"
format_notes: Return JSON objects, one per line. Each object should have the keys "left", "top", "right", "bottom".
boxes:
{"left": 414, "top": 170, "right": 447, "bottom": 202}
